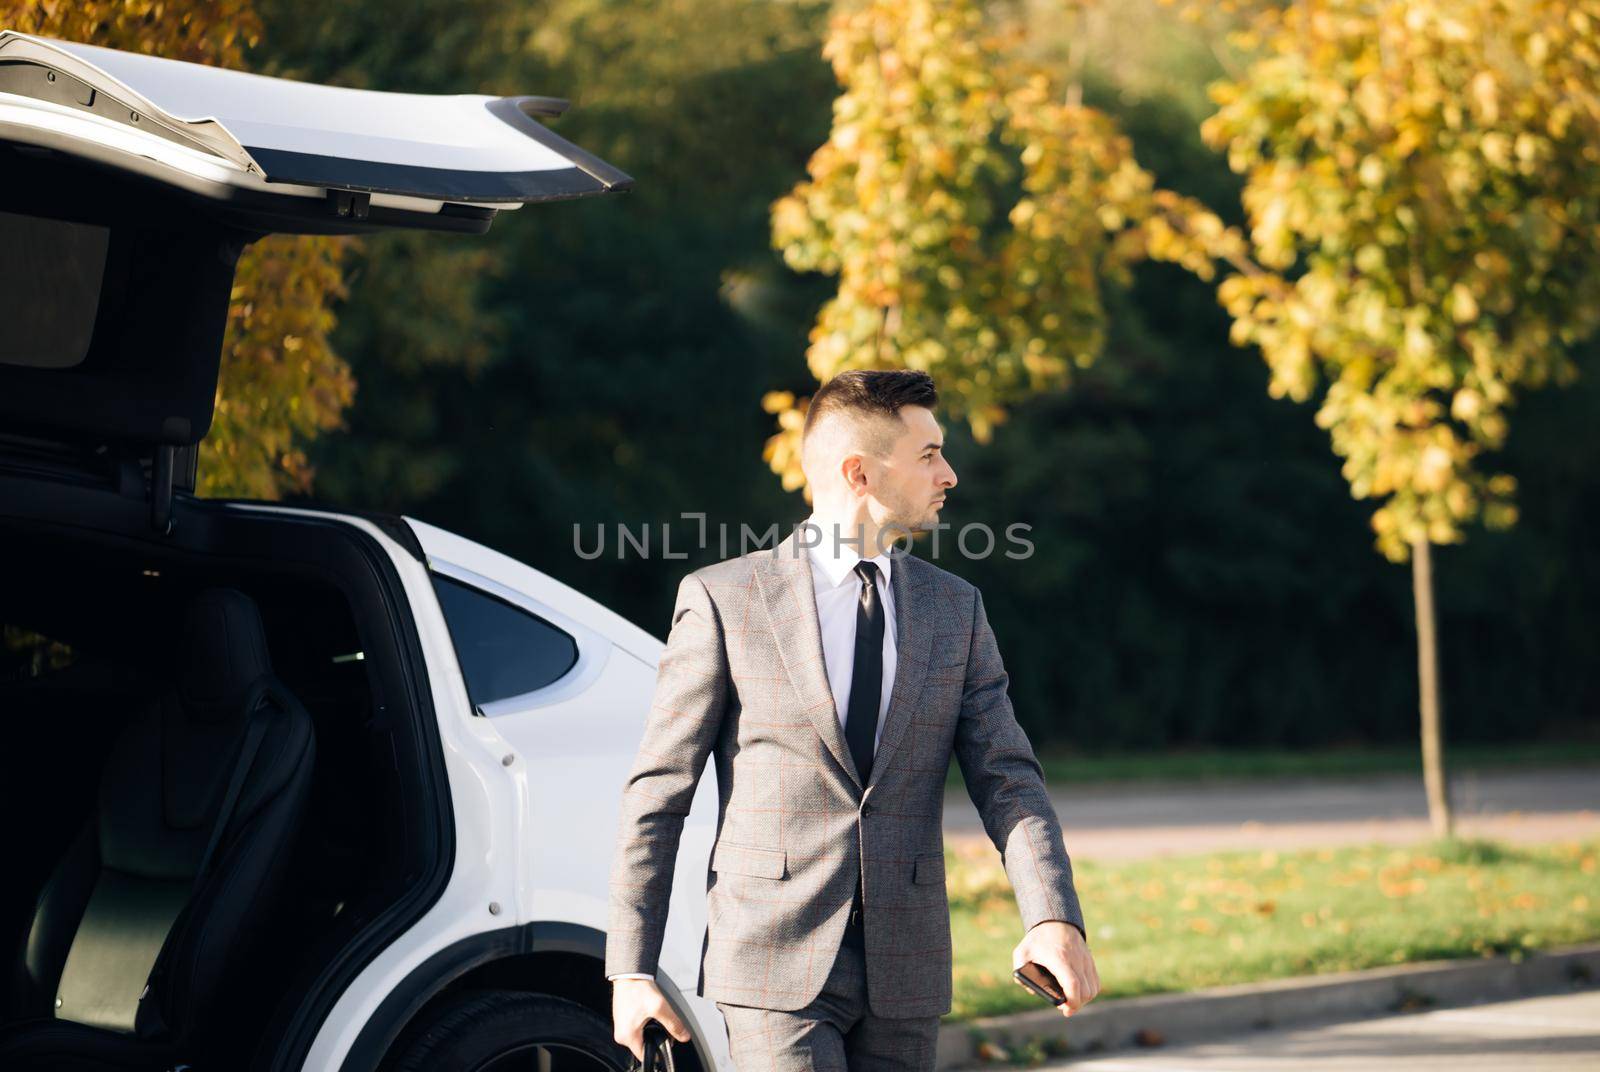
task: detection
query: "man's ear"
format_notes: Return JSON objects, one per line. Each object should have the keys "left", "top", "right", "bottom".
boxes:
{"left": 841, "top": 452, "right": 869, "bottom": 495}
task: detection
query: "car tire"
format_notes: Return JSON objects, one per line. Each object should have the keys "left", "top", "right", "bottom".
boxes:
{"left": 391, "top": 990, "right": 636, "bottom": 1071}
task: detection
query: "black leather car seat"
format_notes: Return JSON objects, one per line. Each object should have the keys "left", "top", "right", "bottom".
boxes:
{"left": 2, "top": 587, "right": 317, "bottom": 1070}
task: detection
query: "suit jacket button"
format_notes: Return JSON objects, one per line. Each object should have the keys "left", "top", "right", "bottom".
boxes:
{"left": 861, "top": 801, "right": 873, "bottom": 815}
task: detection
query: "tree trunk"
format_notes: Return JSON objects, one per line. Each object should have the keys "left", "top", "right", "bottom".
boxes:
{"left": 1411, "top": 537, "right": 1454, "bottom": 840}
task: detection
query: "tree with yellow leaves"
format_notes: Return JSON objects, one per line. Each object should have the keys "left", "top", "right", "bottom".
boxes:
{"left": 0, "top": 0, "right": 355, "bottom": 498}
{"left": 1196, "top": 0, "right": 1600, "bottom": 837}
{"left": 766, "top": 0, "right": 1246, "bottom": 493}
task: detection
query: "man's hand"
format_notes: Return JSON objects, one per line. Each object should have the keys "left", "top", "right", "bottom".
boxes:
{"left": 611, "top": 977, "right": 692, "bottom": 1062}
{"left": 1012, "top": 920, "right": 1100, "bottom": 1018}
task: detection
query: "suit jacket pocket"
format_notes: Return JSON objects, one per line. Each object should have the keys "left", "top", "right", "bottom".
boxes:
{"left": 912, "top": 851, "right": 946, "bottom": 885}
{"left": 711, "top": 842, "right": 788, "bottom": 880}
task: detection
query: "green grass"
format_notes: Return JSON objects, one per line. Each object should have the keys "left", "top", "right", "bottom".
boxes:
{"left": 941, "top": 836, "right": 1600, "bottom": 1022}
{"left": 945, "top": 740, "right": 1600, "bottom": 790}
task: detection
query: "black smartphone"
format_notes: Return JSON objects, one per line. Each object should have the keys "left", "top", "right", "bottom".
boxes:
{"left": 1013, "top": 961, "right": 1067, "bottom": 1005}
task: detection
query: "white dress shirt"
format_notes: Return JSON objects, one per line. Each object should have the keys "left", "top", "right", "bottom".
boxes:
{"left": 610, "top": 516, "right": 899, "bottom": 983}
{"left": 801, "top": 514, "right": 898, "bottom": 755}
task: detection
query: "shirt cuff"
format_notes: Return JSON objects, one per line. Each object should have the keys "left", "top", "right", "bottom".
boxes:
{"left": 608, "top": 972, "right": 655, "bottom": 981}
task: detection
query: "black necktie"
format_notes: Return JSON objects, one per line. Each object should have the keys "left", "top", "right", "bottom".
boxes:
{"left": 844, "top": 560, "right": 884, "bottom": 785}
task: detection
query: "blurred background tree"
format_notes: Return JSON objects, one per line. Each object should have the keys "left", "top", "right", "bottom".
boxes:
{"left": 1196, "top": 0, "right": 1600, "bottom": 834}
{"left": 764, "top": 0, "right": 1247, "bottom": 492}
{"left": 0, "top": 0, "right": 357, "bottom": 498}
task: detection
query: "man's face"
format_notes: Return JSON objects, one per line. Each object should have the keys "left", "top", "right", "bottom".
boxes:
{"left": 865, "top": 405, "right": 957, "bottom": 539}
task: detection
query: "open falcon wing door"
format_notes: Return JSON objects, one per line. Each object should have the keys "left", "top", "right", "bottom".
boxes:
{"left": 0, "top": 30, "right": 631, "bottom": 526}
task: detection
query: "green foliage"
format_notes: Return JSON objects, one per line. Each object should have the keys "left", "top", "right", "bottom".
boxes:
{"left": 1200, "top": 0, "right": 1600, "bottom": 561}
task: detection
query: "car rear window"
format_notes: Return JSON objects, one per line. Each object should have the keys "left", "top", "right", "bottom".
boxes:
{"left": 0, "top": 210, "right": 108, "bottom": 370}
{"left": 431, "top": 575, "right": 578, "bottom": 709}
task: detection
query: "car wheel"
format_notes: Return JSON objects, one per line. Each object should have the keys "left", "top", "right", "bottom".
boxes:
{"left": 391, "top": 990, "right": 636, "bottom": 1072}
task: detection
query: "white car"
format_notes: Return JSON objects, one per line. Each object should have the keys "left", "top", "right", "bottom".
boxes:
{"left": 0, "top": 30, "right": 728, "bottom": 1072}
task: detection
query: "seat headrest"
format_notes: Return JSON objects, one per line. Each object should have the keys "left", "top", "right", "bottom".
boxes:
{"left": 178, "top": 588, "right": 272, "bottom": 723}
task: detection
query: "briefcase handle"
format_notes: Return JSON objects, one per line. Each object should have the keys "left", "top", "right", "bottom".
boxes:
{"left": 629, "top": 1018, "right": 676, "bottom": 1072}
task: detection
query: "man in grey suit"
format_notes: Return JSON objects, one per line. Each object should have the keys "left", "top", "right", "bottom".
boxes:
{"left": 607, "top": 370, "right": 1099, "bottom": 1068}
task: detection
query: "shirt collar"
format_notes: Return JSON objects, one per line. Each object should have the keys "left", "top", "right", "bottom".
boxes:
{"left": 801, "top": 513, "right": 893, "bottom": 592}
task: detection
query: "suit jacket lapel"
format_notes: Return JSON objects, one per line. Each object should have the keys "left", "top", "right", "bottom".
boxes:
{"left": 755, "top": 528, "right": 861, "bottom": 789}
{"left": 754, "top": 526, "right": 935, "bottom": 795}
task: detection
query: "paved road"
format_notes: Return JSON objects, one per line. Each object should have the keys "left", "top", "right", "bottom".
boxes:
{"left": 943, "top": 765, "right": 1600, "bottom": 859}
{"left": 1043, "top": 987, "right": 1600, "bottom": 1070}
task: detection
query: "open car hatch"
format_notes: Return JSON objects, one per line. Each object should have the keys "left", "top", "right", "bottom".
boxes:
{"left": 0, "top": 31, "right": 631, "bottom": 519}
{"left": 0, "top": 31, "right": 632, "bottom": 222}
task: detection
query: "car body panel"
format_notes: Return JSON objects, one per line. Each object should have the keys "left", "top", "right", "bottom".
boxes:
{"left": 209, "top": 502, "right": 504, "bottom": 1069}
{"left": 407, "top": 515, "right": 729, "bottom": 1069}
{"left": 206, "top": 507, "right": 726, "bottom": 1069}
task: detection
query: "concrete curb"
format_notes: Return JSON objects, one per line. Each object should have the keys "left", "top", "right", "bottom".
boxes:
{"left": 932, "top": 941, "right": 1600, "bottom": 1069}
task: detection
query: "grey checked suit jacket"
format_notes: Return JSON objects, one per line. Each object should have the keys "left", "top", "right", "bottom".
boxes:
{"left": 605, "top": 525, "right": 1085, "bottom": 1018}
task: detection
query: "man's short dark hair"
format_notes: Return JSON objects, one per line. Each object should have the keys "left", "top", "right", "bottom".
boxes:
{"left": 801, "top": 369, "right": 939, "bottom": 456}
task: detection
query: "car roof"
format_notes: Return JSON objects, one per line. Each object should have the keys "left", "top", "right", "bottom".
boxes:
{"left": 0, "top": 30, "right": 631, "bottom": 225}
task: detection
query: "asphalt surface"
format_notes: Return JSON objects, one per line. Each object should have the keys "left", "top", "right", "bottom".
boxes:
{"left": 943, "top": 765, "right": 1600, "bottom": 859}
{"left": 1044, "top": 987, "right": 1600, "bottom": 1070}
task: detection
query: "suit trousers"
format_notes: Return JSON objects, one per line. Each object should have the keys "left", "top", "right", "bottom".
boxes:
{"left": 713, "top": 917, "right": 942, "bottom": 1072}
